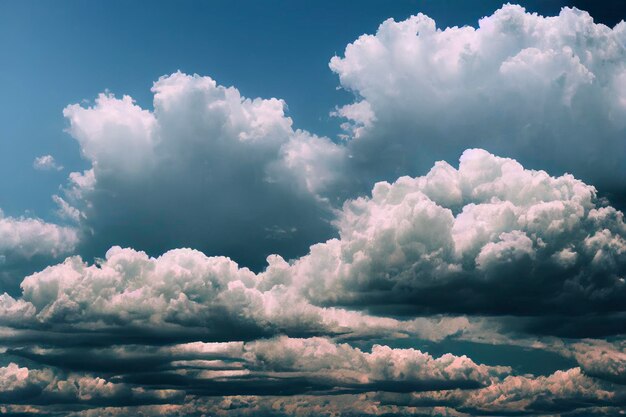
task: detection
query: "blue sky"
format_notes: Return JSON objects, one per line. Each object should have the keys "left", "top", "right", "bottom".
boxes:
{"left": 1, "top": 2, "right": 626, "bottom": 416}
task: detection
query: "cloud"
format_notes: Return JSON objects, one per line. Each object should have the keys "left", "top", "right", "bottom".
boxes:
{"left": 571, "top": 340, "right": 626, "bottom": 384}
{"left": 3, "top": 5, "right": 626, "bottom": 414}
{"left": 330, "top": 5, "right": 626, "bottom": 199}
{"left": 61, "top": 72, "right": 345, "bottom": 269}
{"left": 33, "top": 155, "right": 63, "bottom": 172}
{"left": 383, "top": 367, "right": 626, "bottom": 416}
{"left": 0, "top": 211, "right": 78, "bottom": 294}
{"left": 6, "top": 336, "right": 507, "bottom": 397}
{"left": 3, "top": 149, "right": 625, "bottom": 339}
{"left": 0, "top": 245, "right": 466, "bottom": 346}
{"left": 1, "top": 148, "right": 625, "bottom": 415}
{"left": 0, "top": 362, "right": 183, "bottom": 407}
{"left": 287, "top": 149, "right": 626, "bottom": 335}
{"left": 4, "top": 365, "right": 623, "bottom": 417}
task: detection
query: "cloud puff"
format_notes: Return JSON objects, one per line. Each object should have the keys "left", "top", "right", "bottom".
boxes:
{"left": 244, "top": 336, "right": 507, "bottom": 392}
{"left": 330, "top": 5, "right": 626, "bottom": 198}
{"left": 290, "top": 149, "right": 626, "bottom": 333}
{"left": 62, "top": 72, "right": 345, "bottom": 269}
{"left": 33, "top": 155, "right": 63, "bottom": 172}
{"left": 0, "top": 211, "right": 78, "bottom": 294}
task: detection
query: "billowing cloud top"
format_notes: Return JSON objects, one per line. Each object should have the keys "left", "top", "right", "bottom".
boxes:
{"left": 62, "top": 72, "right": 345, "bottom": 269}
{"left": 331, "top": 4, "right": 626, "bottom": 194}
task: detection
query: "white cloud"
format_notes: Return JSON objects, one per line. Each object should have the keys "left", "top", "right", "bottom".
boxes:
{"left": 571, "top": 340, "right": 626, "bottom": 384}
{"left": 330, "top": 5, "right": 626, "bottom": 194}
{"left": 0, "top": 210, "right": 78, "bottom": 293}
{"left": 3, "top": 149, "right": 625, "bottom": 339}
{"left": 396, "top": 366, "right": 624, "bottom": 415}
{"left": 61, "top": 72, "right": 344, "bottom": 268}
{"left": 0, "top": 245, "right": 457, "bottom": 343}
{"left": 0, "top": 362, "right": 181, "bottom": 406}
{"left": 290, "top": 149, "right": 626, "bottom": 324}
{"left": 33, "top": 155, "right": 63, "bottom": 171}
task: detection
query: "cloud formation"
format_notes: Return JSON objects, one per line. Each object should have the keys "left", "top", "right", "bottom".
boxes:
{"left": 0, "top": 211, "right": 78, "bottom": 294}
{"left": 3, "top": 337, "right": 624, "bottom": 416}
{"left": 331, "top": 5, "right": 626, "bottom": 198}
{"left": 33, "top": 155, "right": 63, "bottom": 171}
{"left": 1, "top": 245, "right": 467, "bottom": 346}
{"left": 3, "top": 150, "right": 625, "bottom": 340}
{"left": 1, "top": 148, "right": 625, "bottom": 415}
{"left": 2, "top": 4, "right": 626, "bottom": 416}
{"left": 290, "top": 149, "right": 626, "bottom": 335}
{"left": 62, "top": 72, "right": 345, "bottom": 268}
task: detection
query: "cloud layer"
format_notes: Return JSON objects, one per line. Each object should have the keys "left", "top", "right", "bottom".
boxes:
{"left": 2, "top": 149, "right": 625, "bottom": 415}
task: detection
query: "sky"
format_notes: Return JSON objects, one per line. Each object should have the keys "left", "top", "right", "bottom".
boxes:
{"left": 0, "top": 1, "right": 626, "bottom": 416}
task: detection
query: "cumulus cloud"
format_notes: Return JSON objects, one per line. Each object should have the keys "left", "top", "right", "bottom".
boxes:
{"left": 3, "top": 149, "right": 625, "bottom": 339}
{"left": 4, "top": 5, "right": 626, "bottom": 415}
{"left": 61, "top": 72, "right": 345, "bottom": 269}
{"left": 0, "top": 245, "right": 467, "bottom": 345}
{"left": 571, "top": 340, "right": 626, "bottom": 384}
{"left": 330, "top": 5, "right": 626, "bottom": 199}
{"left": 0, "top": 210, "right": 78, "bottom": 294}
{"left": 1, "top": 147, "right": 625, "bottom": 414}
{"left": 288, "top": 149, "right": 626, "bottom": 335}
{"left": 6, "top": 337, "right": 506, "bottom": 397}
{"left": 381, "top": 366, "right": 626, "bottom": 416}
{"left": 33, "top": 155, "right": 63, "bottom": 171}
{"left": 14, "top": 337, "right": 623, "bottom": 415}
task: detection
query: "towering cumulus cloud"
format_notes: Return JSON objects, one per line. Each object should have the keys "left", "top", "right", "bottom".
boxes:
{"left": 62, "top": 72, "right": 345, "bottom": 268}
{"left": 331, "top": 5, "right": 626, "bottom": 198}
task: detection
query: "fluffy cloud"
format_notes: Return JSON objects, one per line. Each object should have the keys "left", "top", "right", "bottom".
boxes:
{"left": 330, "top": 5, "right": 626, "bottom": 199}
{"left": 0, "top": 211, "right": 78, "bottom": 294}
{"left": 62, "top": 72, "right": 345, "bottom": 269}
{"left": 0, "top": 362, "right": 182, "bottom": 406}
{"left": 33, "top": 155, "right": 63, "bottom": 172}
{"left": 288, "top": 149, "right": 626, "bottom": 334}
{"left": 8, "top": 337, "right": 505, "bottom": 396}
{"left": 4, "top": 6, "right": 626, "bottom": 414}
{"left": 3, "top": 149, "right": 625, "bottom": 340}
{"left": 0, "top": 245, "right": 467, "bottom": 345}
